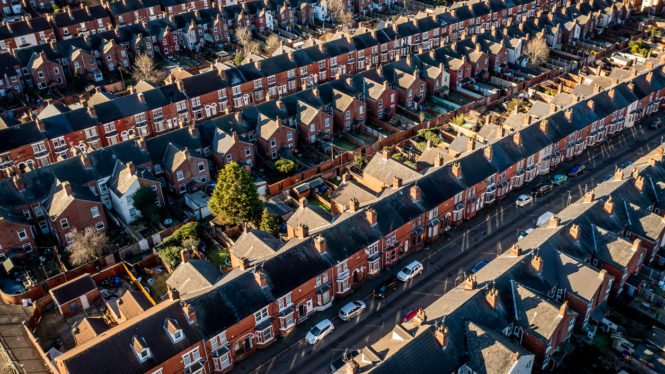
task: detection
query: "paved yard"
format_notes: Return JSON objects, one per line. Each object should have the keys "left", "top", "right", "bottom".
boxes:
{"left": 0, "top": 303, "right": 49, "bottom": 374}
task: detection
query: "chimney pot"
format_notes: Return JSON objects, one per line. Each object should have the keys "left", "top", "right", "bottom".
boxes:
{"left": 180, "top": 249, "right": 191, "bottom": 264}
{"left": 464, "top": 274, "right": 477, "bottom": 290}
{"left": 393, "top": 176, "right": 402, "bottom": 188}
{"left": 531, "top": 254, "right": 543, "bottom": 273}
{"left": 486, "top": 287, "right": 499, "bottom": 309}
{"left": 349, "top": 197, "right": 359, "bottom": 212}
{"left": 559, "top": 300, "right": 569, "bottom": 317}
{"left": 632, "top": 239, "right": 642, "bottom": 251}
{"left": 366, "top": 208, "right": 377, "bottom": 226}
{"left": 452, "top": 162, "right": 462, "bottom": 178}
{"left": 434, "top": 324, "right": 449, "bottom": 350}
{"left": 314, "top": 235, "right": 327, "bottom": 255}
{"left": 509, "top": 244, "right": 522, "bottom": 257}
{"left": 570, "top": 224, "right": 581, "bottom": 241}
{"left": 583, "top": 190, "right": 594, "bottom": 203}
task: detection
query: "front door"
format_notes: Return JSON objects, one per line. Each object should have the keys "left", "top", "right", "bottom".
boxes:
{"left": 298, "top": 303, "right": 307, "bottom": 319}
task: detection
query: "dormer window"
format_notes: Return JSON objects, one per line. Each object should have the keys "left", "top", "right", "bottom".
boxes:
{"left": 164, "top": 319, "right": 185, "bottom": 343}
{"left": 131, "top": 336, "right": 152, "bottom": 363}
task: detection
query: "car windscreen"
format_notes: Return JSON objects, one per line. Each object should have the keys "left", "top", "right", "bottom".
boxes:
{"left": 401, "top": 267, "right": 409, "bottom": 273}
{"left": 311, "top": 327, "right": 321, "bottom": 336}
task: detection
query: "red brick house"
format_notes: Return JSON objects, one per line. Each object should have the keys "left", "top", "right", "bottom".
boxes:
{"left": 103, "top": 0, "right": 163, "bottom": 26}
{"left": 295, "top": 100, "right": 332, "bottom": 144}
{"left": 256, "top": 114, "right": 296, "bottom": 160}
{"left": 28, "top": 51, "right": 66, "bottom": 90}
{"left": 0, "top": 17, "right": 54, "bottom": 51}
{"left": 48, "top": 6, "right": 113, "bottom": 40}
{"left": 46, "top": 180, "right": 107, "bottom": 247}
{"left": 212, "top": 129, "right": 255, "bottom": 171}
{"left": 0, "top": 121, "right": 51, "bottom": 175}
{"left": 0, "top": 53, "right": 22, "bottom": 96}
{"left": 0, "top": 205, "right": 37, "bottom": 254}
{"left": 99, "top": 39, "right": 130, "bottom": 72}
{"left": 332, "top": 88, "right": 365, "bottom": 133}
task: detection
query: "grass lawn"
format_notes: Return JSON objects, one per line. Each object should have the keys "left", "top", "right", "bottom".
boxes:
{"left": 206, "top": 246, "right": 229, "bottom": 271}
{"left": 333, "top": 139, "right": 358, "bottom": 151}
{"left": 147, "top": 272, "right": 168, "bottom": 302}
{"left": 308, "top": 197, "right": 331, "bottom": 212}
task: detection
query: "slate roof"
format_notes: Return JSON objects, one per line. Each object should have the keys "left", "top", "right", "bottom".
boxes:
{"left": 286, "top": 204, "right": 332, "bottom": 232}
{"left": 363, "top": 152, "right": 422, "bottom": 187}
{"left": 144, "top": 127, "right": 202, "bottom": 166}
{"left": 512, "top": 282, "right": 575, "bottom": 343}
{"left": 50, "top": 274, "right": 97, "bottom": 305}
{"left": 465, "top": 321, "right": 531, "bottom": 374}
{"left": 0, "top": 121, "right": 46, "bottom": 154}
{"left": 54, "top": 300, "right": 202, "bottom": 374}
{"left": 229, "top": 229, "right": 281, "bottom": 266}
{"left": 52, "top": 6, "right": 109, "bottom": 27}
{"left": 166, "top": 259, "right": 223, "bottom": 296}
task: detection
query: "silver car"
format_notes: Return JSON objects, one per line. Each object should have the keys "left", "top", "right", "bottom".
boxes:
{"left": 338, "top": 300, "right": 367, "bottom": 321}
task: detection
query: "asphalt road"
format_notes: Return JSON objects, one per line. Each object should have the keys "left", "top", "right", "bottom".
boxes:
{"left": 234, "top": 113, "right": 665, "bottom": 374}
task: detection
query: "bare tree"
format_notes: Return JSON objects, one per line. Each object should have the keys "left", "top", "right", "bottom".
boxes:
{"left": 327, "top": 0, "right": 353, "bottom": 25}
{"left": 525, "top": 37, "right": 550, "bottom": 67}
{"left": 264, "top": 34, "right": 281, "bottom": 55}
{"left": 235, "top": 26, "right": 252, "bottom": 48}
{"left": 245, "top": 41, "right": 261, "bottom": 56}
{"left": 132, "top": 53, "right": 162, "bottom": 84}
{"left": 67, "top": 229, "right": 108, "bottom": 266}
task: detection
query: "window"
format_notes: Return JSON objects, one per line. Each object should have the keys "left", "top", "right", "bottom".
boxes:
{"left": 179, "top": 184, "right": 186, "bottom": 193}
{"left": 176, "top": 170, "right": 184, "bottom": 181}
{"left": 154, "top": 164, "right": 162, "bottom": 174}
{"left": 316, "top": 272, "right": 329, "bottom": 287}
{"left": 210, "top": 332, "right": 227, "bottom": 351}
{"left": 60, "top": 218, "right": 69, "bottom": 229}
{"left": 287, "top": 132, "right": 293, "bottom": 141}
{"left": 245, "top": 147, "right": 251, "bottom": 156}
{"left": 226, "top": 154, "right": 232, "bottom": 163}
{"left": 345, "top": 110, "right": 351, "bottom": 119}
{"left": 17, "top": 229, "right": 28, "bottom": 241}
{"left": 278, "top": 293, "right": 292, "bottom": 310}
{"left": 270, "top": 139, "right": 277, "bottom": 148}
{"left": 91, "top": 207, "right": 99, "bottom": 218}
{"left": 95, "top": 222, "right": 105, "bottom": 231}
{"left": 136, "top": 347, "right": 152, "bottom": 363}
{"left": 254, "top": 306, "right": 269, "bottom": 324}
{"left": 198, "top": 162, "right": 205, "bottom": 172}
{"left": 359, "top": 105, "right": 364, "bottom": 115}
{"left": 568, "top": 318, "right": 575, "bottom": 331}
{"left": 256, "top": 325, "right": 273, "bottom": 344}
{"left": 22, "top": 210, "right": 31, "bottom": 219}
{"left": 325, "top": 118, "right": 330, "bottom": 127}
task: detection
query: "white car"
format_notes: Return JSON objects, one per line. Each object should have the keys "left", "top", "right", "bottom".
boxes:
{"left": 396, "top": 261, "right": 423, "bottom": 282}
{"left": 515, "top": 194, "right": 533, "bottom": 207}
{"left": 305, "top": 319, "right": 334, "bottom": 344}
{"left": 338, "top": 300, "right": 367, "bottom": 322}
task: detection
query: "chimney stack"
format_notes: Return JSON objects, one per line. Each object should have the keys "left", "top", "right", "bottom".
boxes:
{"left": 126, "top": 161, "right": 136, "bottom": 175}
{"left": 434, "top": 324, "right": 449, "bottom": 350}
{"left": 12, "top": 175, "right": 24, "bottom": 191}
{"left": 509, "top": 244, "right": 522, "bottom": 257}
{"left": 464, "top": 274, "right": 477, "bottom": 290}
{"left": 559, "top": 300, "right": 569, "bottom": 317}
{"left": 366, "top": 208, "right": 377, "bottom": 225}
{"left": 484, "top": 145, "right": 492, "bottom": 161}
{"left": 604, "top": 196, "right": 615, "bottom": 215}
{"left": 254, "top": 268, "right": 268, "bottom": 287}
{"left": 513, "top": 132, "right": 522, "bottom": 146}
{"left": 548, "top": 216, "right": 561, "bottom": 228}
{"left": 632, "top": 239, "right": 642, "bottom": 252}
{"left": 314, "top": 235, "right": 327, "bottom": 255}
{"left": 410, "top": 185, "right": 421, "bottom": 201}
{"left": 180, "top": 249, "right": 191, "bottom": 264}
{"left": 466, "top": 138, "right": 475, "bottom": 152}
{"left": 452, "top": 162, "right": 461, "bottom": 178}
{"left": 298, "top": 223, "right": 309, "bottom": 238}
{"left": 486, "top": 287, "right": 499, "bottom": 309}
{"left": 613, "top": 168, "right": 623, "bottom": 181}
{"left": 564, "top": 108, "right": 573, "bottom": 122}
{"left": 349, "top": 198, "right": 359, "bottom": 212}
{"left": 531, "top": 254, "right": 543, "bottom": 273}
{"left": 393, "top": 176, "right": 403, "bottom": 188}
{"left": 434, "top": 154, "right": 443, "bottom": 167}
{"left": 635, "top": 176, "right": 645, "bottom": 191}
{"left": 583, "top": 190, "right": 594, "bottom": 203}
{"left": 569, "top": 224, "right": 581, "bottom": 241}
{"left": 299, "top": 197, "right": 307, "bottom": 209}
{"left": 63, "top": 181, "right": 73, "bottom": 196}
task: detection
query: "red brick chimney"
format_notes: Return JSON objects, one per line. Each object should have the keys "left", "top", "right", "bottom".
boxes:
{"left": 434, "top": 154, "right": 444, "bottom": 167}
{"left": 452, "top": 162, "right": 461, "bottom": 178}
{"left": 613, "top": 168, "right": 623, "bottom": 181}
{"left": 81, "top": 154, "right": 92, "bottom": 168}
{"left": 393, "top": 176, "right": 402, "bottom": 188}
{"left": 365, "top": 208, "right": 377, "bottom": 226}
{"left": 180, "top": 249, "right": 191, "bottom": 264}
{"left": 183, "top": 303, "right": 197, "bottom": 325}
{"left": 314, "top": 235, "right": 327, "bottom": 255}
{"left": 434, "top": 324, "right": 449, "bottom": 350}
{"left": 486, "top": 287, "right": 499, "bottom": 309}
{"left": 254, "top": 267, "right": 268, "bottom": 287}
{"left": 298, "top": 223, "right": 309, "bottom": 238}
{"left": 513, "top": 132, "right": 522, "bottom": 146}
{"left": 464, "top": 274, "right": 477, "bottom": 290}
{"left": 632, "top": 239, "right": 642, "bottom": 252}
{"left": 126, "top": 161, "right": 136, "bottom": 175}
{"left": 583, "top": 190, "right": 594, "bottom": 203}
{"left": 484, "top": 145, "right": 492, "bottom": 161}
{"left": 349, "top": 198, "right": 359, "bottom": 212}
{"left": 239, "top": 257, "right": 250, "bottom": 270}
{"left": 540, "top": 121, "right": 548, "bottom": 134}
{"left": 63, "top": 181, "right": 73, "bottom": 196}
{"left": 548, "top": 216, "right": 561, "bottom": 228}
{"left": 509, "top": 244, "right": 522, "bottom": 257}
{"left": 604, "top": 196, "right": 614, "bottom": 215}
{"left": 410, "top": 185, "right": 421, "bottom": 201}
{"left": 12, "top": 175, "right": 24, "bottom": 191}
{"left": 531, "top": 254, "right": 543, "bottom": 273}
{"left": 559, "top": 300, "right": 569, "bottom": 317}
{"left": 466, "top": 138, "right": 475, "bottom": 152}
{"left": 299, "top": 197, "right": 307, "bottom": 209}
{"left": 564, "top": 108, "right": 573, "bottom": 122}
{"left": 569, "top": 224, "right": 581, "bottom": 241}
{"left": 635, "top": 176, "right": 645, "bottom": 191}
{"left": 382, "top": 149, "right": 390, "bottom": 159}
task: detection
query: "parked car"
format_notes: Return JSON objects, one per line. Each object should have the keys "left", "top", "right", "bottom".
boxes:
{"left": 401, "top": 307, "right": 423, "bottom": 323}
{"left": 338, "top": 301, "right": 367, "bottom": 322}
{"left": 515, "top": 194, "right": 533, "bottom": 207}
{"left": 374, "top": 276, "right": 399, "bottom": 298}
{"left": 306, "top": 319, "right": 334, "bottom": 344}
{"left": 471, "top": 259, "right": 491, "bottom": 274}
{"left": 568, "top": 165, "right": 586, "bottom": 177}
{"left": 396, "top": 261, "right": 424, "bottom": 282}
{"left": 329, "top": 350, "right": 360, "bottom": 373}
{"left": 532, "top": 183, "right": 552, "bottom": 196}
{"left": 650, "top": 118, "right": 662, "bottom": 129}
{"left": 551, "top": 174, "right": 568, "bottom": 185}
{"left": 518, "top": 228, "right": 534, "bottom": 241}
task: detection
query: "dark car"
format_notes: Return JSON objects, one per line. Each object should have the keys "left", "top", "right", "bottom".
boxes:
{"left": 374, "top": 276, "right": 399, "bottom": 298}
{"left": 650, "top": 118, "right": 662, "bottom": 130}
{"left": 532, "top": 183, "right": 552, "bottom": 197}
{"left": 329, "top": 350, "right": 360, "bottom": 373}
{"left": 568, "top": 165, "right": 586, "bottom": 177}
